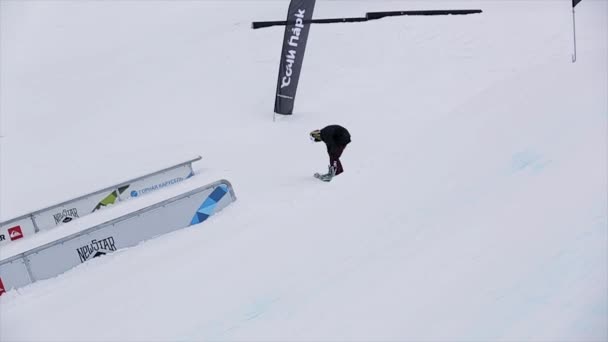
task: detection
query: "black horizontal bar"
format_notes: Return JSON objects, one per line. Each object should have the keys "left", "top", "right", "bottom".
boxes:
{"left": 366, "top": 9, "right": 482, "bottom": 20}
{"left": 251, "top": 9, "right": 482, "bottom": 30}
{"left": 252, "top": 17, "right": 367, "bottom": 29}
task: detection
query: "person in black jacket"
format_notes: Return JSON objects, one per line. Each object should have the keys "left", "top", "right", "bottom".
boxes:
{"left": 310, "top": 125, "right": 351, "bottom": 181}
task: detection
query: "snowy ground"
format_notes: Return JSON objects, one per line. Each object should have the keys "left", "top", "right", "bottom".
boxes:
{"left": 0, "top": 0, "right": 606, "bottom": 341}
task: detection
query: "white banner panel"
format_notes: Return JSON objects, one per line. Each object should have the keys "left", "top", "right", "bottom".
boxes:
{"left": 119, "top": 163, "right": 193, "bottom": 201}
{"left": 0, "top": 179, "right": 235, "bottom": 295}
{"left": 0, "top": 217, "right": 36, "bottom": 247}
{"left": 32, "top": 190, "right": 122, "bottom": 232}
{"left": 0, "top": 258, "right": 32, "bottom": 294}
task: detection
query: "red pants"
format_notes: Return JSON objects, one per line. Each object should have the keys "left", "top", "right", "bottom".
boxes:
{"left": 328, "top": 145, "right": 346, "bottom": 175}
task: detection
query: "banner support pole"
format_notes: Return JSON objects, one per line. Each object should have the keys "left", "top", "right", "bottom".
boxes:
{"left": 571, "top": 7, "right": 577, "bottom": 63}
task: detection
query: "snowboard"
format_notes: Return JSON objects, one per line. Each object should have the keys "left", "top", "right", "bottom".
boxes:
{"left": 314, "top": 173, "right": 332, "bottom": 182}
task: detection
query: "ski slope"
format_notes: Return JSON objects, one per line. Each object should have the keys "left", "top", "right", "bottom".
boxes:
{"left": 1, "top": 0, "right": 606, "bottom": 341}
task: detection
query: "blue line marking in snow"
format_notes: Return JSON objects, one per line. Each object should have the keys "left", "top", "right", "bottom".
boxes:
{"left": 510, "top": 149, "right": 550, "bottom": 173}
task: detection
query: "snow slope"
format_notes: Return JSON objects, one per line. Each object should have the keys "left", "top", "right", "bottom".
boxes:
{"left": 1, "top": 0, "right": 606, "bottom": 341}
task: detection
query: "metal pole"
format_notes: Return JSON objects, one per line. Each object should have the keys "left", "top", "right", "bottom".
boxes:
{"left": 572, "top": 8, "right": 577, "bottom": 63}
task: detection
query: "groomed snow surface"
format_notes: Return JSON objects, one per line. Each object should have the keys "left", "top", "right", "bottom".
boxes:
{"left": 0, "top": 0, "right": 606, "bottom": 341}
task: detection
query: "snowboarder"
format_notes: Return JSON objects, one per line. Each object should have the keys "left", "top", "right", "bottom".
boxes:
{"left": 310, "top": 125, "right": 351, "bottom": 182}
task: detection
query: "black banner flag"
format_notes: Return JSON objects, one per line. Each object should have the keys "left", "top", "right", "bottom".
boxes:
{"left": 274, "top": 0, "right": 316, "bottom": 115}
{"left": 573, "top": 0, "right": 582, "bottom": 7}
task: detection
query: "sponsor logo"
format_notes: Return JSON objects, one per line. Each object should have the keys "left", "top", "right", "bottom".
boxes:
{"left": 280, "top": 9, "right": 306, "bottom": 89}
{"left": 0, "top": 277, "right": 5, "bottom": 296}
{"left": 53, "top": 208, "right": 79, "bottom": 224}
{"left": 76, "top": 236, "right": 117, "bottom": 263}
{"left": 8, "top": 226, "right": 23, "bottom": 241}
{"left": 93, "top": 185, "right": 130, "bottom": 212}
{"left": 130, "top": 177, "right": 184, "bottom": 198}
